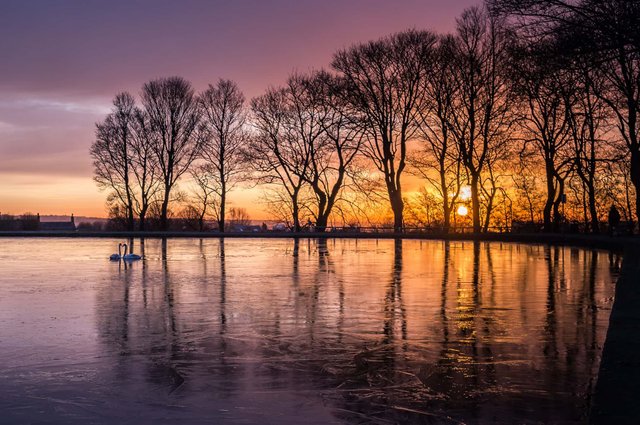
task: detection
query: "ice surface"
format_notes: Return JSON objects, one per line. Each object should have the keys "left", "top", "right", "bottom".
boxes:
{"left": 0, "top": 238, "right": 620, "bottom": 424}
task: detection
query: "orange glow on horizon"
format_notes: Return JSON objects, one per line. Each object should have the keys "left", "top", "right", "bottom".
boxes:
{"left": 0, "top": 176, "right": 270, "bottom": 219}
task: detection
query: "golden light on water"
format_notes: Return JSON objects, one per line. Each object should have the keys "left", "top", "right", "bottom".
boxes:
{"left": 457, "top": 205, "right": 469, "bottom": 216}
{"left": 0, "top": 238, "right": 621, "bottom": 423}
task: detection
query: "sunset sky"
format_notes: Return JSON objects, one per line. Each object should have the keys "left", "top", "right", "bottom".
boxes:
{"left": 0, "top": 0, "right": 477, "bottom": 218}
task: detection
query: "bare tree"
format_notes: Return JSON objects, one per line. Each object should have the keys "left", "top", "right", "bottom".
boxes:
{"left": 510, "top": 41, "right": 574, "bottom": 231}
{"left": 412, "top": 35, "right": 463, "bottom": 232}
{"left": 491, "top": 0, "right": 640, "bottom": 227}
{"left": 512, "top": 157, "right": 545, "bottom": 225}
{"left": 596, "top": 34, "right": 640, "bottom": 227}
{"left": 566, "top": 60, "right": 612, "bottom": 233}
{"left": 177, "top": 204, "right": 204, "bottom": 231}
{"left": 228, "top": 207, "right": 251, "bottom": 227}
{"left": 448, "top": 7, "right": 514, "bottom": 233}
{"left": 188, "top": 164, "right": 219, "bottom": 231}
{"left": 141, "top": 76, "right": 204, "bottom": 230}
{"left": 249, "top": 86, "right": 311, "bottom": 231}
{"left": 404, "top": 188, "right": 442, "bottom": 227}
{"left": 129, "top": 109, "right": 161, "bottom": 230}
{"left": 199, "top": 79, "right": 247, "bottom": 232}
{"left": 480, "top": 136, "right": 511, "bottom": 231}
{"left": 603, "top": 150, "right": 636, "bottom": 224}
{"left": 91, "top": 92, "right": 138, "bottom": 231}
{"left": 332, "top": 30, "right": 437, "bottom": 232}
{"left": 296, "top": 71, "right": 364, "bottom": 231}
{"left": 490, "top": 0, "right": 640, "bottom": 53}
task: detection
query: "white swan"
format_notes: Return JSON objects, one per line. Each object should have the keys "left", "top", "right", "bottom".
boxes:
{"left": 122, "top": 243, "right": 142, "bottom": 261}
{"left": 109, "top": 243, "right": 123, "bottom": 261}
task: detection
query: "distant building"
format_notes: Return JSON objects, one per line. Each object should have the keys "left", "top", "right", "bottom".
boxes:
{"left": 228, "top": 224, "right": 262, "bottom": 232}
{"left": 38, "top": 214, "right": 76, "bottom": 231}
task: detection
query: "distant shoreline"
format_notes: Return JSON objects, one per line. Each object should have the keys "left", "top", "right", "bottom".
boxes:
{"left": 0, "top": 230, "right": 637, "bottom": 252}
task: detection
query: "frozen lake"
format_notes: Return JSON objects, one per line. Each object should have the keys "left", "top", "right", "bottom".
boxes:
{"left": 0, "top": 238, "right": 620, "bottom": 424}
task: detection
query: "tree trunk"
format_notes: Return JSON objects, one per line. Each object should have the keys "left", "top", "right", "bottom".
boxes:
{"left": 440, "top": 170, "right": 450, "bottom": 233}
{"left": 161, "top": 188, "right": 170, "bottom": 231}
{"left": 587, "top": 181, "right": 599, "bottom": 234}
{"left": 139, "top": 209, "right": 147, "bottom": 231}
{"left": 127, "top": 207, "right": 134, "bottom": 232}
{"left": 588, "top": 127, "right": 599, "bottom": 233}
{"left": 123, "top": 177, "right": 134, "bottom": 231}
{"left": 528, "top": 195, "right": 535, "bottom": 224}
{"left": 482, "top": 188, "right": 496, "bottom": 233}
{"left": 219, "top": 183, "right": 226, "bottom": 233}
{"left": 316, "top": 215, "right": 328, "bottom": 232}
{"left": 553, "top": 179, "right": 565, "bottom": 232}
{"left": 583, "top": 187, "right": 590, "bottom": 231}
{"left": 443, "top": 199, "right": 451, "bottom": 233}
{"left": 471, "top": 173, "right": 481, "bottom": 233}
{"left": 199, "top": 208, "right": 206, "bottom": 232}
{"left": 314, "top": 189, "right": 329, "bottom": 232}
{"left": 125, "top": 186, "right": 134, "bottom": 231}
{"left": 292, "top": 199, "right": 301, "bottom": 232}
{"left": 315, "top": 190, "right": 328, "bottom": 232}
{"left": 631, "top": 149, "right": 640, "bottom": 233}
{"left": 543, "top": 162, "right": 555, "bottom": 232}
{"left": 218, "top": 163, "right": 226, "bottom": 232}
{"left": 390, "top": 190, "right": 404, "bottom": 233}
{"left": 624, "top": 168, "right": 634, "bottom": 227}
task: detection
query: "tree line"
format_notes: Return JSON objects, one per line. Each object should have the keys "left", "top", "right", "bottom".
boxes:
{"left": 91, "top": 1, "right": 640, "bottom": 234}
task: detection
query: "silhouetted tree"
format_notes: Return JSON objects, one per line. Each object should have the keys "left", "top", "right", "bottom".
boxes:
{"left": 510, "top": 41, "right": 574, "bottom": 231}
{"left": 567, "top": 60, "right": 611, "bottom": 233}
{"left": 332, "top": 30, "right": 438, "bottom": 232}
{"left": 91, "top": 92, "right": 138, "bottom": 231}
{"left": 199, "top": 79, "right": 247, "bottom": 232}
{"left": 228, "top": 207, "right": 251, "bottom": 227}
{"left": 448, "top": 7, "right": 514, "bottom": 232}
{"left": 188, "top": 164, "right": 218, "bottom": 231}
{"left": 249, "top": 86, "right": 311, "bottom": 232}
{"left": 603, "top": 150, "right": 636, "bottom": 225}
{"left": 595, "top": 34, "right": 640, "bottom": 228}
{"left": 129, "top": 108, "right": 161, "bottom": 230}
{"left": 412, "top": 35, "right": 463, "bottom": 232}
{"left": 87, "top": 2, "right": 640, "bottom": 233}
{"left": 141, "top": 76, "right": 204, "bottom": 230}
{"left": 177, "top": 204, "right": 203, "bottom": 231}
{"left": 480, "top": 135, "right": 511, "bottom": 232}
{"left": 491, "top": 0, "right": 640, "bottom": 227}
{"left": 298, "top": 71, "right": 363, "bottom": 231}
{"left": 512, "top": 158, "right": 545, "bottom": 224}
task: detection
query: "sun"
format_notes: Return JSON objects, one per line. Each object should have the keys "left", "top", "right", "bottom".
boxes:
{"left": 457, "top": 205, "right": 469, "bottom": 216}
{"left": 459, "top": 186, "right": 472, "bottom": 201}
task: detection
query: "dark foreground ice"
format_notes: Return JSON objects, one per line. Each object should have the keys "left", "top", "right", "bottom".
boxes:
{"left": 0, "top": 238, "right": 620, "bottom": 424}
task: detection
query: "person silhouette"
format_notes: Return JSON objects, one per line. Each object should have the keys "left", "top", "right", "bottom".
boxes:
{"left": 608, "top": 204, "right": 621, "bottom": 235}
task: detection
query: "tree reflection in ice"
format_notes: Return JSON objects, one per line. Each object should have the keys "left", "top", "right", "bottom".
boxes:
{"left": 0, "top": 238, "right": 620, "bottom": 424}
